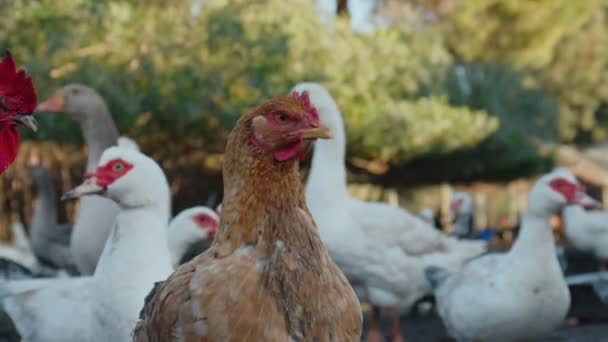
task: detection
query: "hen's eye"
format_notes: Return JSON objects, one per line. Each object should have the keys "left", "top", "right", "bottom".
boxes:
{"left": 113, "top": 163, "right": 124, "bottom": 172}
{"left": 276, "top": 112, "right": 289, "bottom": 122}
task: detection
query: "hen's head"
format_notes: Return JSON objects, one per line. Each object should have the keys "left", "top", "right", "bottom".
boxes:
{"left": 0, "top": 50, "right": 38, "bottom": 174}
{"left": 244, "top": 91, "right": 332, "bottom": 162}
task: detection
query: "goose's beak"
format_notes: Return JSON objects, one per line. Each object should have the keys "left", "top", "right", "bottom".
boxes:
{"left": 36, "top": 93, "right": 65, "bottom": 112}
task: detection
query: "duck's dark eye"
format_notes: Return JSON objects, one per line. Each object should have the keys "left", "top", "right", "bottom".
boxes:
{"left": 112, "top": 163, "right": 124, "bottom": 172}
{"left": 71, "top": 88, "right": 80, "bottom": 95}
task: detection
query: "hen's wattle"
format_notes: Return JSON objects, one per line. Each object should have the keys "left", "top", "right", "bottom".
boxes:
{"left": 0, "top": 50, "right": 38, "bottom": 174}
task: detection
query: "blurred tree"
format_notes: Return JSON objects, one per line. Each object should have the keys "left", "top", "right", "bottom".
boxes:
{"left": 1, "top": 0, "right": 496, "bottom": 167}
{"left": 418, "top": 0, "right": 608, "bottom": 143}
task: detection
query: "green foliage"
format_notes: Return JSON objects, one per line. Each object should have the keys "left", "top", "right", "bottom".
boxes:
{"left": 1, "top": 0, "right": 497, "bottom": 166}
{"left": 406, "top": 63, "right": 559, "bottom": 181}
{"left": 434, "top": 0, "right": 608, "bottom": 143}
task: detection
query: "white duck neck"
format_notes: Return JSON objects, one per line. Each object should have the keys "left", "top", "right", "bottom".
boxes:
{"left": 94, "top": 206, "right": 171, "bottom": 278}
{"left": 508, "top": 190, "right": 558, "bottom": 261}
{"left": 563, "top": 205, "right": 584, "bottom": 228}
{"left": 306, "top": 113, "right": 349, "bottom": 205}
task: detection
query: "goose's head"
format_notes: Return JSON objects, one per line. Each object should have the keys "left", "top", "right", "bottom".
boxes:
{"left": 291, "top": 82, "right": 343, "bottom": 139}
{"left": 37, "top": 84, "right": 109, "bottom": 123}
{"left": 529, "top": 167, "right": 600, "bottom": 215}
{"left": 62, "top": 146, "right": 169, "bottom": 211}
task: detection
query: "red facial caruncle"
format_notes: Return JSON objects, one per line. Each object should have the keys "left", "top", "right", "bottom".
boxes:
{"left": 192, "top": 213, "right": 220, "bottom": 238}
{"left": 549, "top": 177, "right": 584, "bottom": 203}
{"left": 86, "top": 158, "right": 134, "bottom": 189}
{"left": 450, "top": 198, "right": 464, "bottom": 212}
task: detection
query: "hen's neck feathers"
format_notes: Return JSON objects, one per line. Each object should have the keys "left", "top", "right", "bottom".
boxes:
{"left": 215, "top": 114, "right": 320, "bottom": 256}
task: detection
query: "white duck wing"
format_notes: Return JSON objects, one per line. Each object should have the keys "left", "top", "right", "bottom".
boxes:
{"left": 348, "top": 199, "right": 446, "bottom": 255}
{"left": 349, "top": 199, "right": 486, "bottom": 259}
{"left": 2, "top": 277, "right": 93, "bottom": 342}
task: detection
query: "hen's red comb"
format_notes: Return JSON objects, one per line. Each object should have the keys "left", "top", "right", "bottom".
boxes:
{"left": 0, "top": 50, "right": 37, "bottom": 115}
{"left": 291, "top": 90, "right": 319, "bottom": 121}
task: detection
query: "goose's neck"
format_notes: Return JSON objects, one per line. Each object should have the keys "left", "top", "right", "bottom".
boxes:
{"left": 30, "top": 175, "right": 59, "bottom": 242}
{"left": 306, "top": 123, "right": 349, "bottom": 204}
{"left": 81, "top": 110, "right": 119, "bottom": 171}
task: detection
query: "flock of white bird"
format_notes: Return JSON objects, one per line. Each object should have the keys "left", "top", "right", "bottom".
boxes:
{"left": 0, "top": 82, "right": 606, "bottom": 342}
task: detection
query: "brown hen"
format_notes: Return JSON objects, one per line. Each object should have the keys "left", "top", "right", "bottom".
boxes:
{"left": 133, "top": 92, "right": 362, "bottom": 342}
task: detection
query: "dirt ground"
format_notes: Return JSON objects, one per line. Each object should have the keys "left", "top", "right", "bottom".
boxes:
{"left": 362, "top": 312, "right": 608, "bottom": 342}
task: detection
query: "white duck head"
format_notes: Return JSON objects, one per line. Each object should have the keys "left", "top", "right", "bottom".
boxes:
{"left": 62, "top": 146, "right": 170, "bottom": 219}
{"left": 528, "top": 167, "right": 598, "bottom": 216}
{"left": 450, "top": 191, "right": 474, "bottom": 218}
{"left": 167, "top": 206, "right": 220, "bottom": 267}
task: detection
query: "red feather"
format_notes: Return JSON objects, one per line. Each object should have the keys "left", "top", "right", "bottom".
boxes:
{"left": 0, "top": 50, "right": 37, "bottom": 114}
{"left": 0, "top": 50, "right": 38, "bottom": 174}
{"left": 0, "top": 121, "right": 19, "bottom": 174}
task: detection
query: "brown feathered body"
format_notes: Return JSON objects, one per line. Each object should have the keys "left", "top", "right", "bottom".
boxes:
{"left": 133, "top": 96, "right": 362, "bottom": 342}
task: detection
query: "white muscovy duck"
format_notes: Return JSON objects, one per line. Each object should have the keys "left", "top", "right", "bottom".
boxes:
{"left": 562, "top": 189, "right": 608, "bottom": 302}
{"left": 450, "top": 191, "right": 474, "bottom": 238}
{"left": 417, "top": 208, "right": 436, "bottom": 227}
{"left": 427, "top": 167, "right": 598, "bottom": 342}
{"left": 295, "top": 82, "right": 487, "bottom": 342}
{"left": 563, "top": 200, "right": 608, "bottom": 266}
{"left": 0, "top": 145, "right": 173, "bottom": 342}
{"left": 37, "top": 84, "right": 120, "bottom": 275}
{"left": 167, "top": 206, "right": 219, "bottom": 268}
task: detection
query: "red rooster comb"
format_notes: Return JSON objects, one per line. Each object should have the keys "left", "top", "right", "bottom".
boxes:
{"left": 0, "top": 49, "right": 37, "bottom": 115}
{"left": 291, "top": 90, "right": 319, "bottom": 121}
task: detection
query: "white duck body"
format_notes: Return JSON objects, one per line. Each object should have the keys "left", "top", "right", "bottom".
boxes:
{"left": 563, "top": 205, "right": 608, "bottom": 259}
{"left": 0, "top": 146, "right": 173, "bottom": 342}
{"left": 298, "top": 82, "right": 487, "bottom": 311}
{"left": 430, "top": 169, "right": 581, "bottom": 342}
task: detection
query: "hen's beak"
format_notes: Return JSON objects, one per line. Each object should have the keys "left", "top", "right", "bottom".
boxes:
{"left": 62, "top": 177, "right": 104, "bottom": 200}
{"left": 36, "top": 93, "right": 65, "bottom": 112}
{"left": 300, "top": 123, "right": 332, "bottom": 140}
{"left": 14, "top": 115, "right": 37, "bottom": 132}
